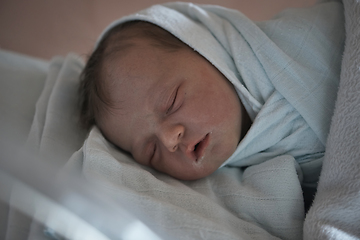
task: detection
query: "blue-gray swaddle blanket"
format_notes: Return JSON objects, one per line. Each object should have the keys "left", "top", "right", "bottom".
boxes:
{"left": 97, "top": 1, "right": 344, "bottom": 187}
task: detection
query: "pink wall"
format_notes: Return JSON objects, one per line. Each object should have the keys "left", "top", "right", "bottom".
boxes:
{"left": 0, "top": 0, "right": 316, "bottom": 60}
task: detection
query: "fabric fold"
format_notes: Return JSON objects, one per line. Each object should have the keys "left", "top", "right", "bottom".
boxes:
{"left": 80, "top": 126, "right": 304, "bottom": 240}
{"left": 26, "top": 53, "right": 87, "bottom": 166}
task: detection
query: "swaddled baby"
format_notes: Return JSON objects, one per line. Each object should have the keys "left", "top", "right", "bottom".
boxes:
{"left": 79, "top": 21, "right": 252, "bottom": 180}
{"left": 79, "top": 2, "right": 344, "bottom": 184}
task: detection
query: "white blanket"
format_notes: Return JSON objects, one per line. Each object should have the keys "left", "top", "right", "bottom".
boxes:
{"left": 80, "top": 126, "right": 303, "bottom": 240}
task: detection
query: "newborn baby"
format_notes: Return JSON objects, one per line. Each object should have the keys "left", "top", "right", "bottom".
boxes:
{"left": 79, "top": 2, "right": 344, "bottom": 186}
{"left": 79, "top": 21, "right": 251, "bottom": 180}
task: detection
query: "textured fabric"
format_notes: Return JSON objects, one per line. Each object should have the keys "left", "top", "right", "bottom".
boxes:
{"left": 97, "top": 1, "right": 344, "bottom": 187}
{"left": 81, "top": 126, "right": 304, "bottom": 240}
{"left": 25, "top": 54, "right": 87, "bottom": 166}
{"left": 0, "top": 52, "right": 87, "bottom": 240}
{"left": 0, "top": 49, "right": 48, "bottom": 147}
{"left": 303, "top": 0, "right": 360, "bottom": 238}
{"left": 0, "top": 49, "right": 49, "bottom": 240}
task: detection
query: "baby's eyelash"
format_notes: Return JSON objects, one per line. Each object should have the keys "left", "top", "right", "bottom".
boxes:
{"left": 151, "top": 143, "right": 157, "bottom": 160}
{"left": 166, "top": 88, "right": 178, "bottom": 114}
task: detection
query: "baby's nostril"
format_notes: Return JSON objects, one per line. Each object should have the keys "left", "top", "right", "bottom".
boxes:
{"left": 194, "top": 142, "right": 200, "bottom": 152}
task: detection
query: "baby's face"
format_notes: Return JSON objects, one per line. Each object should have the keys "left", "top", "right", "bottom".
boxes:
{"left": 99, "top": 38, "right": 243, "bottom": 180}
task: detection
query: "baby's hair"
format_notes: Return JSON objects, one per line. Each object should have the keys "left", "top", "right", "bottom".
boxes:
{"left": 78, "top": 21, "right": 187, "bottom": 129}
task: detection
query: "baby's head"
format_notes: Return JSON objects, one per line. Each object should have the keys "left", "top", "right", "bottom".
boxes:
{"left": 79, "top": 21, "right": 248, "bottom": 180}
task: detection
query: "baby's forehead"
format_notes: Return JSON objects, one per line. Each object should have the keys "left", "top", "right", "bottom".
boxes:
{"left": 100, "top": 45, "right": 165, "bottom": 102}
{"left": 101, "top": 33, "right": 192, "bottom": 83}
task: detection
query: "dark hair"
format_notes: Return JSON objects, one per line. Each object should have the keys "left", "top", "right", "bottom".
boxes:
{"left": 78, "top": 21, "right": 187, "bottom": 130}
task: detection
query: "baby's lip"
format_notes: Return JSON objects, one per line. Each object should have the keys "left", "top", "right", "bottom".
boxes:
{"left": 193, "top": 133, "right": 210, "bottom": 162}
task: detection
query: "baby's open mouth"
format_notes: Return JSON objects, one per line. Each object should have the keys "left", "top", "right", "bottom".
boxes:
{"left": 194, "top": 133, "right": 210, "bottom": 162}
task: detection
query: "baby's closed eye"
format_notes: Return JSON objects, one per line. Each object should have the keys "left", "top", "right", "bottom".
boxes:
{"left": 166, "top": 86, "right": 179, "bottom": 114}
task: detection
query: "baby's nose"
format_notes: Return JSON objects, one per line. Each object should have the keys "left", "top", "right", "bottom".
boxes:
{"left": 159, "top": 124, "right": 184, "bottom": 152}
